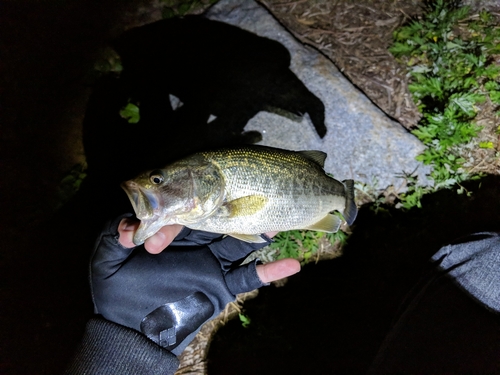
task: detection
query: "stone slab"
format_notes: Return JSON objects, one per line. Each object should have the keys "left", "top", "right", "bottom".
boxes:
{"left": 206, "top": 0, "right": 431, "bottom": 191}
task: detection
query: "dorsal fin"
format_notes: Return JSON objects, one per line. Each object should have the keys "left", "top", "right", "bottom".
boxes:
{"left": 298, "top": 150, "right": 327, "bottom": 167}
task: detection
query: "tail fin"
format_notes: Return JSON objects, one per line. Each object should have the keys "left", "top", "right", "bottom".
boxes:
{"left": 342, "top": 180, "right": 358, "bottom": 225}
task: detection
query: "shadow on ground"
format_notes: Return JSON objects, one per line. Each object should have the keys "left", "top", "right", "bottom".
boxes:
{"left": 208, "top": 175, "right": 500, "bottom": 375}
{"left": 78, "top": 15, "right": 327, "bottom": 232}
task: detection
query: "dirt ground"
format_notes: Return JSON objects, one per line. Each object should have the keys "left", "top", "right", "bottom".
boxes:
{"left": 263, "top": 0, "right": 500, "bottom": 176}
{"left": 265, "top": 0, "right": 424, "bottom": 129}
{"left": 1, "top": 0, "right": 499, "bottom": 374}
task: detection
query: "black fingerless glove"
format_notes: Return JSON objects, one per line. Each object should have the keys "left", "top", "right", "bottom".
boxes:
{"left": 90, "top": 214, "right": 272, "bottom": 355}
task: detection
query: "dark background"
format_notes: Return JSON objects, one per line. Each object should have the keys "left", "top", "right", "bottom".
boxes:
{"left": 1, "top": 1, "right": 500, "bottom": 374}
{"left": 207, "top": 178, "right": 500, "bottom": 374}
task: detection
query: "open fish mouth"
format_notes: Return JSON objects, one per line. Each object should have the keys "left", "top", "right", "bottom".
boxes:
{"left": 121, "top": 180, "right": 162, "bottom": 220}
{"left": 121, "top": 180, "right": 167, "bottom": 245}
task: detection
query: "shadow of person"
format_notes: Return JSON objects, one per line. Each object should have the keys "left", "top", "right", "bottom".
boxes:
{"left": 112, "top": 15, "right": 326, "bottom": 150}
{"left": 83, "top": 15, "right": 327, "bottom": 181}
{"left": 78, "top": 15, "right": 326, "bottom": 229}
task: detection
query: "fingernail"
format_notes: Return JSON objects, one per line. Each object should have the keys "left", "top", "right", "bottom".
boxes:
{"left": 123, "top": 223, "right": 135, "bottom": 231}
{"left": 120, "top": 219, "right": 136, "bottom": 231}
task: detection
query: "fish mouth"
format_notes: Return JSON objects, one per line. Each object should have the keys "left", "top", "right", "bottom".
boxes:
{"left": 121, "top": 180, "right": 162, "bottom": 219}
{"left": 121, "top": 180, "right": 164, "bottom": 245}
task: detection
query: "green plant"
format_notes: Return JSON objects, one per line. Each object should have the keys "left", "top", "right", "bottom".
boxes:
{"left": 238, "top": 313, "right": 251, "bottom": 328}
{"left": 389, "top": 0, "right": 500, "bottom": 209}
{"left": 160, "top": 0, "right": 219, "bottom": 19}
{"left": 56, "top": 163, "right": 87, "bottom": 209}
{"left": 94, "top": 47, "right": 123, "bottom": 74}
{"left": 270, "top": 228, "right": 348, "bottom": 264}
{"left": 119, "top": 102, "right": 141, "bottom": 124}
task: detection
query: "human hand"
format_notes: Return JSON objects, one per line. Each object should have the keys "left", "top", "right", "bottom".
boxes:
{"left": 91, "top": 214, "right": 300, "bottom": 355}
{"left": 119, "top": 217, "right": 279, "bottom": 252}
{"left": 117, "top": 217, "right": 184, "bottom": 253}
{"left": 117, "top": 217, "right": 293, "bottom": 282}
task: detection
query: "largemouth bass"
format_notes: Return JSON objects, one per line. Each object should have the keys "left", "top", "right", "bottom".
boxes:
{"left": 122, "top": 145, "right": 357, "bottom": 245}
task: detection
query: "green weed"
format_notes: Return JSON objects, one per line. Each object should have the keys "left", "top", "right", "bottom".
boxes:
{"left": 119, "top": 102, "right": 141, "bottom": 124}
{"left": 238, "top": 313, "right": 251, "bottom": 328}
{"left": 160, "top": 0, "right": 219, "bottom": 19}
{"left": 270, "top": 229, "right": 348, "bottom": 264}
{"left": 56, "top": 163, "right": 87, "bottom": 210}
{"left": 389, "top": 0, "right": 500, "bottom": 209}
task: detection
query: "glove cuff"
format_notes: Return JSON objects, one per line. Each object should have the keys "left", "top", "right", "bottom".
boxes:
{"left": 225, "top": 259, "right": 267, "bottom": 295}
{"left": 103, "top": 213, "right": 135, "bottom": 237}
{"left": 65, "top": 318, "right": 179, "bottom": 375}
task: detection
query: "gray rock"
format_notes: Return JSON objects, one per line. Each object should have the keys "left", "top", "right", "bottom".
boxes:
{"left": 206, "top": 0, "right": 430, "bottom": 192}
{"left": 462, "top": 0, "right": 500, "bottom": 12}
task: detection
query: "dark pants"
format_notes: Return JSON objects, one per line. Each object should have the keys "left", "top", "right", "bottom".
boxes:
{"left": 369, "top": 233, "right": 500, "bottom": 374}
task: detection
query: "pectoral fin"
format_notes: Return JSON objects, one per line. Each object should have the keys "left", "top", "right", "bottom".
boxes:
{"left": 228, "top": 233, "right": 267, "bottom": 243}
{"left": 304, "top": 213, "right": 342, "bottom": 233}
{"left": 224, "top": 195, "right": 268, "bottom": 218}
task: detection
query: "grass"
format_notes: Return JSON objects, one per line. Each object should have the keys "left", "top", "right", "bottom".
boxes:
{"left": 389, "top": 0, "right": 500, "bottom": 209}
{"left": 56, "top": 163, "right": 87, "bottom": 210}
{"left": 160, "top": 0, "right": 218, "bottom": 19}
{"left": 270, "top": 229, "right": 348, "bottom": 265}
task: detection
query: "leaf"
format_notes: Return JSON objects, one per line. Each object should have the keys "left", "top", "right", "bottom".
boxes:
{"left": 411, "top": 65, "right": 432, "bottom": 74}
{"left": 162, "top": 8, "right": 176, "bottom": 19}
{"left": 389, "top": 42, "right": 414, "bottom": 57}
{"left": 271, "top": 231, "right": 300, "bottom": 260}
{"left": 409, "top": 77, "right": 443, "bottom": 99}
{"left": 449, "top": 95, "right": 477, "bottom": 117}
{"left": 484, "top": 81, "right": 499, "bottom": 91}
{"left": 119, "top": 103, "right": 140, "bottom": 124}
{"left": 462, "top": 76, "right": 478, "bottom": 89}
{"left": 489, "top": 90, "right": 500, "bottom": 105}
{"left": 297, "top": 17, "right": 316, "bottom": 26}
{"left": 445, "top": 41, "right": 462, "bottom": 50}
{"left": 178, "top": 2, "right": 194, "bottom": 15}
{"left": 483, "top": 64, "right": 500, "bottom": 79}
{"left": 239, "top": 314, "right": 251, "bottom": 328}
{"left": 479, "top": 141, "right": 494, "bottom": 149}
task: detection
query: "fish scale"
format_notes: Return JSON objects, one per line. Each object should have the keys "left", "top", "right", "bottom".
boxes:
{"left": 122, "top": 145, "right": 358, "bottom": 245}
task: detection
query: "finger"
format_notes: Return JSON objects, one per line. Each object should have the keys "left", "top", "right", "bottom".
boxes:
{"left": 256, "top": 258, "right": 301, "bottom": 283}
{"left": 144, "top": 224, "right": 184, "bottom": 254}
{"left": 117, "top": 218, "right": 140, "bottom": 248}
{"left": 265, "top": 231, "right": 279, "bottom": 239}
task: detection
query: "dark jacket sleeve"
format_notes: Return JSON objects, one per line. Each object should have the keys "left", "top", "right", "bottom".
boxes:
{"left": 65, "top": 318, "right": 179, "bottom": 375}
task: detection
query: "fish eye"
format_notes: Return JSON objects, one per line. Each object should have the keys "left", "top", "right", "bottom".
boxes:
{"left": 149, "top": 170, "right": 164, "bottom": 185}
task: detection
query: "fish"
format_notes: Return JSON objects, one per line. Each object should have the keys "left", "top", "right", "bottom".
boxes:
{"left": 121, "top": 145, "right": 357, "bottom": 245}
